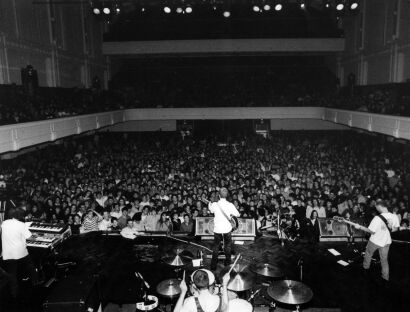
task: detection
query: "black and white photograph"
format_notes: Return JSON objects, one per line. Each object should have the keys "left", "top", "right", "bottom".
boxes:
{"left": 0, "top": 1, "right": 409, "bottom": 312}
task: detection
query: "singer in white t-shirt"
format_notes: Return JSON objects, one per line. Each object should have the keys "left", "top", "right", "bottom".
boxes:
{"left": 208, "top": 188, "right": 240, "bottom": 271}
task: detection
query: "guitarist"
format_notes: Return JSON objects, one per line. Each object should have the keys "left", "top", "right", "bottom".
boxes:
{"left": 207, "top": 188, "right": 240, "bottom": 271}
{"left": 355, "top": 199, "right": 399, "bottom": 283}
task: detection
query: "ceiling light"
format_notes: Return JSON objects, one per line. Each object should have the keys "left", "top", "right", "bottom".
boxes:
{"left": 185, "top": 5, "right": 193, "bottom": 13}
{"left": 253, "top": 5, "right": 260, "bottom": 12}
{"left": 350, "top": 1, "right": 359, "bottom": 10}
{"left": 336, "top": 1, "right": 345, "bottom": 11}
{"left": 164, "top": 6, "right": 171, "bottom": 13}
{"left": 275, "top": 4, "right": 282, "bottom": 11}
{"left": 223, "top": 11, "right": 230, "bottom": 18}
{"left": 103, "top": 7, "right": 110, "bottom": 14}
{"left": 92, "top": 8, "right": 101, "bottom": 15}
{"left": 176, "top": 7, "right": 183, "bottom": 13}
{"left": 264, "top": 4, "right": 271, "bottom": 11}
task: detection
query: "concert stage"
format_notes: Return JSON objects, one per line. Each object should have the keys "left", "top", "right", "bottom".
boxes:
{"left": 1, "top": 233, "right": 409, "bottom": 312}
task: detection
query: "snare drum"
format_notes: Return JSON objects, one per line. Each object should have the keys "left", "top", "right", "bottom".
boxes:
{"left": 210, "top": 284, "right": 238, "bottom": 300}
{"left": 228, "top": 298, "right": 253, "bottom": 312}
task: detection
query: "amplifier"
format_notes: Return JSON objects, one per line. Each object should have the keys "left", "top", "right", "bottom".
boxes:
{"left": 195, "top": 217, "right": 256, "bottom": 240}
{"left": 318, "top": 218, "right": 366, "bottom": 242}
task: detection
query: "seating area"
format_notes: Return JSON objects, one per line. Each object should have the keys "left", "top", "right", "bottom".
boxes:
{"left": 0, "top": 76, "right": 409, "bottom": 126}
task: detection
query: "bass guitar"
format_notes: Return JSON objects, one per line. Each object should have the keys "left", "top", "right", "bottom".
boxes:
{"left": 201, "top": 197, "right": 239, "bottom": 231}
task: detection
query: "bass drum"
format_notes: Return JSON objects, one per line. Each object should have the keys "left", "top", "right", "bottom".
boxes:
{"left": 228, "top": 299, "right": 253, "bottom": 312}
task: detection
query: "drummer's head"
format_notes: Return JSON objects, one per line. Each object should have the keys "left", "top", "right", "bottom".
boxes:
{"left": 192, "top": 270, "right": 209, "bottom": 290}
{"left": 219, "top": 188, "right": 228, "bottom": 199}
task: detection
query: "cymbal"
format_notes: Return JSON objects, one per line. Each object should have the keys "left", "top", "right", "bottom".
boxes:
{"left": 156, "top": 279, "right": 181, "bottom": 298}
{"left": 250, "top": 263, "right": 283, "bottom": 278}
{"left": 162, "top": 255, "right": 191, "bottom": 267}
{"left": 267, "top": 280, "right": 313, "bottom": 305}
{"left": 220, "top": 264, "right": 255, "bottom": 292}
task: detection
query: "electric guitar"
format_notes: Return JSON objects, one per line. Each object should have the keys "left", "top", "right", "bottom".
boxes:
{"left": 201, "top": 197, "right": 239, "bottom": 231}
{"left": 332, "top": 216, "right": 372, "bottom": 234}
{"left": 333, "top": 216, "right": 410, "bottom": 244}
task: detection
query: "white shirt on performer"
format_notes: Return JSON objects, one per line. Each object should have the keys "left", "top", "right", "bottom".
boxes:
{"left": 1, "top": 219, "right": 32, "bottom": 260}
{"left": 180, "top": 292, "right": 220, "bottom": 312}
{"left": 368, "top": 212, "right": 400, "bottom": 247}
{"left": 208, "top": 198, "right": 240, "bottom": 234}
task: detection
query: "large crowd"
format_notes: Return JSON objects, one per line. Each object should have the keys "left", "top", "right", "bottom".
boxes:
{"left": 1, "top": 131, "right": 409, "bottom": 240}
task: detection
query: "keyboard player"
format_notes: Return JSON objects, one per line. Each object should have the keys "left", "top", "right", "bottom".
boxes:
{"left": 1, "top": 207, "right": 39, "bottom": 298}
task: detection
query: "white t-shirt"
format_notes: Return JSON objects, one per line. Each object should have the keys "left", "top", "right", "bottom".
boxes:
{"left": 1, "top": 219, "right": 31, "bottom": 260}
{"left": 181, "top": 292, "right": 220, "bottom": 312}
{"left": 368, "top": 212, "right": 400, "bottom": 247}
{"left": 209, "top": 198, "right": 240, "bottom": 234}
{"left": 98, "top": 219, "right": 112, "bottom": 231}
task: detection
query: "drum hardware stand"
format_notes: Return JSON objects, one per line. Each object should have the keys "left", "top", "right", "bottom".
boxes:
{"left": 297, "top": 257, "right": 303, "bottom": 281}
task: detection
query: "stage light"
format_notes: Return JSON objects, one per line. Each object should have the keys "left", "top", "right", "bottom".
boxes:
{"left": 93, "top": 8, "right": 101, "bottom": 15}
{"left": 300, "top": 1, "right": 305, "bottom": 9}
{"left": 349, "top": 1, "right": 359, "bottom": 10}
{"left": 164, "top": 6, "right": 171, "bottom": 13}
{"left": 176, "top": 7, "right": 183, "bottom": 14}
{"left": 185, "top": 5, "right": 193, "bottom": 13}
{"left": 264, "top": 4, "right": 271, "bottom": 11}
{"left": 115, "top": 6, "right": 120, "bottom": 14}
{"left": 323, "top": 1, "right": 331, "bottom": 9}
{"left": 253, "top": 5, "right": 260, "bottom": 12}
{"left": 103, "top": 7, "right": 110, "bottom": 14}
{"left": 336, "top": 1, "right": 344, "bottom": 11}
{"left": 223, "top": 11, "right": 230, "bottom": 18}
{"left": 141, "top": 7, "right": 145, "bottom": 12}
{"left": 275, "top": 4, "right": 282, "bottom": 11}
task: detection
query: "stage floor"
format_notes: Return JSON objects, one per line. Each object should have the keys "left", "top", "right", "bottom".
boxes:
{"left": 1, "top": 233, "right": 409, "bottom": 312}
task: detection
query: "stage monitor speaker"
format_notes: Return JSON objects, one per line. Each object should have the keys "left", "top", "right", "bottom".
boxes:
{"left": 195, "top": 217, "right": 256, "bottom": 240}
{"left": 254, "top": 308, "right": 341, "bottom": 312}
{"left": 43, "top": 275, "right": 98, "bottom": 312}
{"left": 318, "top": 218, "right": 366, "bottom": 242}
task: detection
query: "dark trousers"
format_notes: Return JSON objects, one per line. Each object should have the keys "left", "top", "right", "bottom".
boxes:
{"left": 4, "top": 255, "right": 38, "bottom": 297}
{"left": 211, "top": 232, "right": 232, "bottom": 270}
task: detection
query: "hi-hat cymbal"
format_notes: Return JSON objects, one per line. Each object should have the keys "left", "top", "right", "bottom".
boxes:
{"left": 250, "top": 263, "right": 283, "bottom": 278}
{"left": 156, "top": 279, "right": 181, "bottom": 298}
{"left": 162, "top": 255, "right": 191, "bottom": 267}
{"left": 267, "top": 280, "right": 313, "bottom": 305}
{"left": 220, "top": 264, "right": 255, "bottom": 292}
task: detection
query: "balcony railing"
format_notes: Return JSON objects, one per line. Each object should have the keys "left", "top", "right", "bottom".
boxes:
{"left": 0, "top": 107, "right": 409, "bottom": 154}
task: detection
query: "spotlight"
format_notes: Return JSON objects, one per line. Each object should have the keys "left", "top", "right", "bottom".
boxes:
{"left": 92, "top": 8, "right": 101, "bottom": 15}
{"left": 141, "top": 7, "right": 145, "bottom": 12}
{"left": 324, "top": 1, "right": 331, "bottom": 9}
{"left": 336, "top": 1, "right": 344, "bottom": 11}
{"left": 103, "top": 7, "right": 110, "bottom": 15}
{"left": 164, "top": 6, "right": 171, "bottom": 13}
{"left": 185, "top": 5, "right": 193, "bottom": 13}
{"left": 264, "top": 4, "right": 271, "bottom": 11}
{"left": 253, "top": 5, "right": 260, "bottom": 12}
{"left": 223, "top": 11, "right": 230, "bottom": 18}
{"left": 350, "top": 1, "right": 359, "bottom": 10}
{"left": 275, "top": 4, "right": 282, "bottom": 11}
{"left": 300, "top": 1, "right": 305, "bottom": 9}
{"left": 176, "top": 7, "right": 183, "bottom": 13}
{"left": 115, "top": 5, "right": 120, "bottom": 14}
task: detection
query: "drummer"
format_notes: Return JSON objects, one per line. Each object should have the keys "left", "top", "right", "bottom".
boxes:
{"left": 174, "top": 270, "right": 230, "bottom": 312}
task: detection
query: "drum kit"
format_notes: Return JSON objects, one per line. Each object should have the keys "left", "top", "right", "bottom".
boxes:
{"left": 154, "top": 250, "right": 314, "bottom": 312}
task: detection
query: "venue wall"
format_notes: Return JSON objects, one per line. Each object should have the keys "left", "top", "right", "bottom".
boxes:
{"left": 339, "top": 0, "right": 410, "bottom": 85}
{"left": 0, "top": 0, "right": 108, "bottom": 88}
